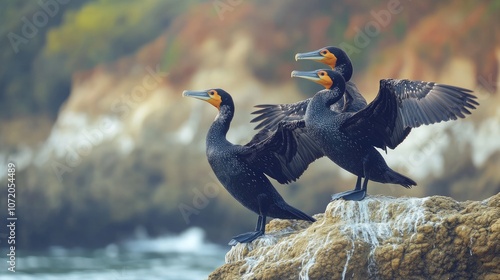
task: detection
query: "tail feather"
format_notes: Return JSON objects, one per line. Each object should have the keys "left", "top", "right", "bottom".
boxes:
{"left": 384, "top": 170, "right": 417, "bottom": 188}
{"left": 277, "top": 203, "right": 316, "bottom": 222}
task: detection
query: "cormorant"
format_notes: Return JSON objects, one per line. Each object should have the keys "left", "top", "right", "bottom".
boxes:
{"left": 251, "top": 46, "right": 367, "bottom": 131}
{"left": 263, "top": 69, "right": 478, "bottom": 201}
{"left": 183, "top": 89, "right": 315, "bottom": 245}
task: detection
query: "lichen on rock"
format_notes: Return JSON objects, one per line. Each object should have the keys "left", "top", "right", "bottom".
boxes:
{"left": 209, "top": 193, "right": 500, "bottom": 279}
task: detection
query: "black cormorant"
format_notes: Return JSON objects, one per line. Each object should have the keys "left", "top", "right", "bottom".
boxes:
{"left": 265, "top": 69, "right": 478, "bottom": 201}
{"left": 251, "top": 46, "right": 366, "bottom": 131}
{"left": 183, "top": 89, "right": 315, "bottom": 245}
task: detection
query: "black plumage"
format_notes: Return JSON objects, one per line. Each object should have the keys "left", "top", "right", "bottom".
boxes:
{"left": 182, "top": 89, "right": 315, "bottom": 245}
{"left": 258, "top": 69, "right": 478, "bottom": 201}
{"left": 252, "top": 47, "right": 367, "bottom": 131}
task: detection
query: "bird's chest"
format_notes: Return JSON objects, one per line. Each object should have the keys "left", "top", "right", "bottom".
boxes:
{"left": 308, "top": 116, "right": 363, "bottom": 154}
{"left": 207, "top": 148, "right": 234, "bottom": 176}
{"left": 307, "top": 116, "right": 341, "bottom": 144}
{"left": 206, "top": 148, "right": 261, "bottom": 188}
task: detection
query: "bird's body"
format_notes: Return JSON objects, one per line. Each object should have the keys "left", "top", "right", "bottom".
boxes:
{"left": 254, "top": 69, "right": 477, "bottom": 200}
{"left": 306, "top": 109, "right": 366, "bottom": 177}
{"left": 183, "top": 89, "right": 314, "bottom": 245}
{"left": 206, "top": 125, "right": 304, "bottom": 220}
{"left": 303, "top": 87, "right": 415, "bottom": 190}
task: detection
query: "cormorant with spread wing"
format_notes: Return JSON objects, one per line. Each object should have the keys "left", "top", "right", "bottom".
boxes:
{"left": 183, "top": 89, "right": 315, "bottom": 245}
{"left": 262, "top": 69, "right": 478, "bottom": 200}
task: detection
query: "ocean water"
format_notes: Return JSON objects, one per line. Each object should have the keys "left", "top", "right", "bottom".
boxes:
{"left": 0, "top": 227, "right": 226, "bottom": 280}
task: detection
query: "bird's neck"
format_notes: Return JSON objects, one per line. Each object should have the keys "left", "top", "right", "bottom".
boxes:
{"left": 323, "top": 88, "right": 344, "bottom": 107}
{"left": 307, "top": 88, "right": 344, "bottom": 118}
{"left": 207, "top": 105, "right": 234, "bottom": 146}
{"left": 336, "top": 64, "right": 353, "bottom": 82}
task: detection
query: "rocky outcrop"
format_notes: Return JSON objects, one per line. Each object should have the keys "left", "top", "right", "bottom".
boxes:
{"left": 209, "top": 193, "right": 500, "bottom": 280}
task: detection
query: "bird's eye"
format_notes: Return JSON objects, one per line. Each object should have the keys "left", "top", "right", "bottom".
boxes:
{"left": 209, "top": 90, "right": 215, "bottom": 96}
{"left": 319, "top": 72, "right": 325, "bottom": 76}
{"left": 320, "top": 50, "right": 328, "bottom": 55}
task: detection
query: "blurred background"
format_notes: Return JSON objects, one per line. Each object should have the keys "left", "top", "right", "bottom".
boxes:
{"left": 1, "top": 0, "right": 499, "bottom": 279}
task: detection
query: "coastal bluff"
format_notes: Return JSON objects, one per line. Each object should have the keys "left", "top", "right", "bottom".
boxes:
{"left": 209, "top": 193, "right": 500, "bottom": 279}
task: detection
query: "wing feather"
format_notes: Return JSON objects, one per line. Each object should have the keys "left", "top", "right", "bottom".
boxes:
{"left": 391, "top": 79, "right": 477, "bottom": 128}
{"left": 341, "top": 79, "right": 477, "bottom": 149}
{"left": 251, "top": 81, "right": 368, "bottom": 131}
{"left": 242, "top": 120, "right": 324, "bottom": 184}
{"left": 251, "top": 100, "right": 310, "bottom": 131}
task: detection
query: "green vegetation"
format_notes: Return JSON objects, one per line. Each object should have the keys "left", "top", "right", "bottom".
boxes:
{"left": 0, "top": 0, "right": 200, "bottom": 119}
{"left": 43, "top": 0, "right": 190, "bottom": 67}
{"left": 161, "top": 38, "right": 183, "bottom": 72}
{"left": 0, "top": 1, "right": 85, "bottom": 118}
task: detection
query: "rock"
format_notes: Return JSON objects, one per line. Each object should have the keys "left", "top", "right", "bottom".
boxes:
{"left": 209, "top": 193, "right": 500, "bottom": 279}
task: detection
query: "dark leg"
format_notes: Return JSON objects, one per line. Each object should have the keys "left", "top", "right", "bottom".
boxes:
{"left": 355, "top": 176, "right": 362, "bottom": 190}
{"left": 362, "top": 175, "right": 368, "bottom": 191}
{"left": 331, "top": 176, "right": 362, "bottom": 200}
{"left": 228, "top": 216, "right": 266, "bottom": 246}
{"left": 331, "top": 158, "right": 370, "bottom": 201}
{"left": 258, "top": 215, "right": 267, "bottom": 232}
{"left": 255, "top": 215, "right": 263, "bottom": 231}
{"left": 228, "top": 194, "right": 269, "bottom": 246}
{"left": 340, "top": 177, "right": 368, "bottom": 201}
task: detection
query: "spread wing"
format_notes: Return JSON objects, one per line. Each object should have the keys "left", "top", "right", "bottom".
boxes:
{"left": 240, "top": 120, "right": 324, "bottom": 184}
{"left": 251, "top": 99, "right": 310, "bottom": 131}
{"left": 388, "top": 79, "right": 478, "bottom": 127}
{"left": 251, "top": 82, "right": 368, "bottom": 131}
{"left": 340, "top": 79, "right": 478, "bottom": 150}
{"left": 340, "top": 84, "right": 408, "bottom": 151}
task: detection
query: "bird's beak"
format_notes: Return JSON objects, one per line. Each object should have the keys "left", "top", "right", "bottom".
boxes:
{"left": 182, "top": 90, "right": 211, "bottom": 101}
{"left": 291, "top": 70, "right": 320, "bottom": 82}
{"left": 183, "top": 89, "right": 222, "bottom": 109}
{"left": 295, "top": 50, "right": 323, "bottom": 62}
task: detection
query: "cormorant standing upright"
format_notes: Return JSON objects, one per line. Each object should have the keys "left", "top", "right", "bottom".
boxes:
{"left": 183, "top": 89, "right": 315, "bottom": 245}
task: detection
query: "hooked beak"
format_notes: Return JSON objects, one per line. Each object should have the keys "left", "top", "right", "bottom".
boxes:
{"left": 182, "top": 90, "right": 211, "bottom": 101}
{"left": 295, "top": 50, "right": 323, "bottom": 62}
{"left": 291, "top": 70, "right": 320, "bottom": 82}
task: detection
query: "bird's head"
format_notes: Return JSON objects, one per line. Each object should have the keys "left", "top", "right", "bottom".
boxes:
{"left": 182, "top": 88, "right": 233, "bottom": 111}
{"left": 291, "top": 69, "right": 346, "bottom": 93}
{"left": 295, "top": 46, "right": 352, "bottom": 81}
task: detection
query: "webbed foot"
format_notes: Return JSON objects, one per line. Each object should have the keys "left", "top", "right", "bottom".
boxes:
{"left": 331, "top": 189, "right": 366, "bottom": 201}
{"left": 228, "top": 230, "right": 264, "bottom": 246}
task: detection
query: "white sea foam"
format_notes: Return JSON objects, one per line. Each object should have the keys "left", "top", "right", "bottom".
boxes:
{"left": 227, "top": 196, "right": 434, "bottom": 280}
{"left": 123, "top": 227, "right": 223, "bottom": 255}
{"left": 1, "top": 227, "right": 225, "bottom": 280}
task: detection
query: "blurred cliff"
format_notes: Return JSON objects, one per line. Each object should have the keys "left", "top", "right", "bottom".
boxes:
{"left": 0, "top": 0, "right": 499, "bottom": 249}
